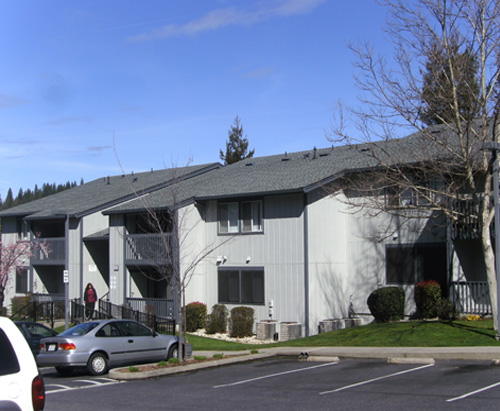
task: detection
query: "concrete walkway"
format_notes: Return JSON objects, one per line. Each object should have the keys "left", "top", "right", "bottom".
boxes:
{"left": 108, "top": 346, "right": 500, "bottom": 380}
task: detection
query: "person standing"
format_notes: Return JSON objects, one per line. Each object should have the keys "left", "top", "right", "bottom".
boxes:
{"left": 84, "top": 283, "right": 97, "bottom": 320}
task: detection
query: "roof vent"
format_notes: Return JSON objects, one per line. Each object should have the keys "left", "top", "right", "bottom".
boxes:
{"left": 282, "top": 152, "right": 290, "bottom": 161}
{"left": 313, "top": 147, "right": 317, "bottom": 159}
{"left": 106, "top": 176, "right": 110, "bottom": 185}
{"left": 245, "top": 162, "right": 254, "bottom": 166}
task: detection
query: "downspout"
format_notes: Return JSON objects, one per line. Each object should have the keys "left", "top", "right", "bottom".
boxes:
{"left": 303, "top": 193, "right": 310, "bottom": 337}
{"left": 80, "top": 219, "right": 84, "bottom": 305}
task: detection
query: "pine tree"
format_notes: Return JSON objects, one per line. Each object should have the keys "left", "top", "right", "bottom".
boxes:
{"left": 219, "top": 116, "right": 255, "bottom": 165}
{"left": 419, "top": 41, "right": 479, "bottom": 126}
{"left": 3, "top": 189, "right": 13, "bottom": 209}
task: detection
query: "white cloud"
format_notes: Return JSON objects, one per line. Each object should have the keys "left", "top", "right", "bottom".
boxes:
{"left": 128, "top": 0, "right": 326, "bottom": 42}
{"left": 0, "top": 93, "right": 28, "bottom": 108}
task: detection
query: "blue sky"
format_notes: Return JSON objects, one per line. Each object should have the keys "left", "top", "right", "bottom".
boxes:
{"left": 0, "top": 0, "right": 391, "bottom": 200}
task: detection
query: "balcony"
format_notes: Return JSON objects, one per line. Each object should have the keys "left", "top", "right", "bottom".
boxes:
{"left": 31, "top": 237, "right": 65, "bottom": 265}
{"left": 451, "top": 281, "right": 491, "bottom": 315}
{"left": 125, "top": 233, "right": 175, "bottom": 266}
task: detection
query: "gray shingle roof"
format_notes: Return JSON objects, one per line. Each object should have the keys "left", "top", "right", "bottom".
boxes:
{"left": 2, "top": 123, "right": 466, "bottom": 218}
{"left": 0, "top": 163, "right": 220, "bottom": 219}
{"left": 105, "top": 124, "right": 458, "bottom": 214}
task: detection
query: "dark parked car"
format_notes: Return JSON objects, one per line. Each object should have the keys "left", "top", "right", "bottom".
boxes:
{"left": 37, "top": 319, "right": 191, "bottom": 376}
{"left": 15, "top": 321, "right": 58, "bottom": 356}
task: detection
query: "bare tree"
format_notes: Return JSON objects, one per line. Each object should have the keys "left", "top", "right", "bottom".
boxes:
{"left": 331, "top": 0, "right": 500, "bottom": 329}
{"left": 118, "top": 166, "right": 233, "bottom": 361}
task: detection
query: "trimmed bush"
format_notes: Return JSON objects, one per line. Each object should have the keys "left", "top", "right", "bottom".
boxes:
{"left": 185, "top": 302, "right": 207, "bottom": 332}
{"left": 414, "top": 280, "right": 442, "bottom": 319}
{"left": 367, "top": 287, "right": 405, "bottom": 323}
{"left": 10, "top": 295, "right": 31, "bottom": 319}
{"left": 229, "top": 306, "right": 254, "bottom": 338}
{"left": 436, "top": 298, "right": 457, "bottom": 321}
{"left": 205, "top": 304, "right": 228, "bottom": 334}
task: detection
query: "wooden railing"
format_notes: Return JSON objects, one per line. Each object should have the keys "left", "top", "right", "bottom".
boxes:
{"left": 31, "top": 237, "right": 65, "bottom": 264}
{"left": 125, "top": 233, "right": 174, "bottom": 265}
{"left": 126, "top": 297, "right": 175, "bottom": 319}
{"left": 451, "top": 281, "right": 491, "bottom": 315}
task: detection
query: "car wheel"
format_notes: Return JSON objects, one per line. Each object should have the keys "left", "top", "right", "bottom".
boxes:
{"left": 55, "top": 366, "right": 73, "bottom": 376}
{"left": 167, "top": 344, "right": 178, "bottom": 360}
{"left": 87, "top": 352, "right": 109, "bottom": 376}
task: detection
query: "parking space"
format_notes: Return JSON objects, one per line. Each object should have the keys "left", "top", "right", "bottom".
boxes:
{"left": 44, "top": 357, "right": 500, "bottom": 410}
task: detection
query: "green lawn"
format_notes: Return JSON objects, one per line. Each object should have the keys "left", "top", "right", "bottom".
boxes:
{"left": 188, "top": 320, "right": 500, "bottom": 351}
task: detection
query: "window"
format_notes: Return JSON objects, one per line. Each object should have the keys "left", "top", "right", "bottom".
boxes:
{"left": 218, "top": 268, "right": 265, "bottom": 305}
{"left": 386, "top": 244, "right": 447, "bottom": 290}
{"left": 386, "top": 176, "right": 444, "bottom": 208}
{"left": 15, "top": 269, "right": 28, "bottom": 294}
{"left": 219, "top": 202, "right": 239, "bottom": 233}
{"left": 219, "top": 200, "right": 263, "bottom": 234}
{"left": 0, "top": 329, "right": 20, "bottom": 376}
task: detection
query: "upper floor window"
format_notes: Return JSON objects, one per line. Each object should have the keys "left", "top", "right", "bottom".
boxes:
{"left": 385, "top": 176, "right": 444, "bottom": 208}
{"left": 219, "top": 200, "right": 263, "bottom": 234}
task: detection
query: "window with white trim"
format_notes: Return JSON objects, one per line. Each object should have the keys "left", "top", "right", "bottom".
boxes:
{"left": 219, "top": 200, "right": 263, "bottom": 234}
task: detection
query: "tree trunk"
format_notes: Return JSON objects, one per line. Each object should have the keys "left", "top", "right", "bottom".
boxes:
{"left": 0, "top": 285, "right": 5, "bottom": 313}
{"left": 482, "top": 223, "right": 498, "bottom": 331}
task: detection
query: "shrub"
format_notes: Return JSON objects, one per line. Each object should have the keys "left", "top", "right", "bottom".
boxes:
{"left": 367, "top": 287, "right": 405, "bottom": 323}
{"left": 185, "top": 302, "right": 207, "bottom": 332}
{"left": 229, "top": 306, "right": 254, "bottom": 338}
{"left": 436, "top": 298, "right": 457, "bottom": 321}
{"left": 10, "top": 295, "right": 31, "bottom": 319}
{"left": 205, "top": 304, "right": 228, "bottom": 334}
{"left": 414, "top": 280, "right": 442, "bottom": 319}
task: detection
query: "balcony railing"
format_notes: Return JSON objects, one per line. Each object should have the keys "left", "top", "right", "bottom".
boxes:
{"left": 125, "top": 233, "right": 175, "bottom": 266}
{"left": 126, "top": 297, "right": 175, "bottom": 319}
{"left": 31, "top": 237, "right": 65, "bottom": 264}
{"left": 451, "top": 281, "right": 491, "bottom": 315}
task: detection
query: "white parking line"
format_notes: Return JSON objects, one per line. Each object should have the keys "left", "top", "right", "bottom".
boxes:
{"left": 213, "top": 361, "right": 338, "bottom": 388}
{"left": 45, "top": 384, "right": 70, "bottom": 390}
{"left": 447, "top": 381, "right": 500, "bottom": 402}
{"left": 46, "top": 380, "right": 125, "bottom": 394}
{"left": 75, "top": 379, "right": 103, "bottom": 385}
{"left": 319, "top": 364, "right": 434, "bottom": 395}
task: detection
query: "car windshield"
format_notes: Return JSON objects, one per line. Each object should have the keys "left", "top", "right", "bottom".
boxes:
{"left": 59, "top": 322, "right": 100, "bottom": 337}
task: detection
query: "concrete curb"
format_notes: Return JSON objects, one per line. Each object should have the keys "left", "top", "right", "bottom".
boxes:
{"left": 387, "top": 357, "right": 435, "bottom": 365}
{"left": 109, "top": 352, "right": 275, "bottom": 380}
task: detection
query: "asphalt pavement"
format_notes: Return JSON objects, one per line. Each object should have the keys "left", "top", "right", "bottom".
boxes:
{"left": 108, "top": 345, "right": 500, "bottom": 380}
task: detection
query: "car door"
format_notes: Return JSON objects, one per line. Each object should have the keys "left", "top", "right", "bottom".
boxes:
{"left": 94, "top": 322, "right": 128, "bottom": 366}
{"left": 115, "top": 321, "right": 166, "bottom": 363}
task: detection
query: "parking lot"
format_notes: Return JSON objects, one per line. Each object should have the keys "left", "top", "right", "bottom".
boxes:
{"left": 43, "top": 357, "right": 500, "bottom": 410}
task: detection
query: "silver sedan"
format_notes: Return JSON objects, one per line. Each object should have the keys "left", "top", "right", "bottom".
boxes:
{"left": 37, "top": 319, "right": 186, "bottom": 376}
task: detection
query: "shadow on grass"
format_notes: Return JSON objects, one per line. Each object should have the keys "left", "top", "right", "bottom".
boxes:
{"left": 444, "top": 321, "right": 498, "bottom": 340}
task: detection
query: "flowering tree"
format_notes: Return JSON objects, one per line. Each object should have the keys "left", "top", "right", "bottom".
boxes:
{"left": 0, "top": 240, "right": 34, "bottom": 311}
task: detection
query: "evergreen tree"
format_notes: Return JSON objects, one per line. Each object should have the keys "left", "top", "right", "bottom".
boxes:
{"left": 219, "top": 116, "right": 255, "bottom": 165}
{"left": 3, "top": 189, "right": 13, "bottom": 209}
{"left": 419, "top": 41, "right": 479, "bottom": 126}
